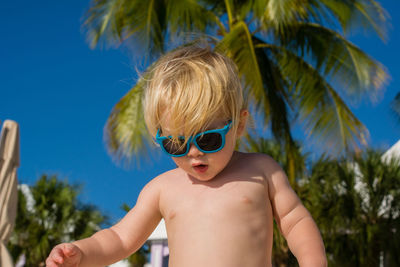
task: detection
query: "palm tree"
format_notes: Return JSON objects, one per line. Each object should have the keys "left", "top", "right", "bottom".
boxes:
{"left": 302, "top": 150, "right": 400, "bottom": 266}
{"left": 83, "top": 0, "right": 389, "bottom": 181}
{"left": 7, "top": 175, "right": 107, "bottom": 267}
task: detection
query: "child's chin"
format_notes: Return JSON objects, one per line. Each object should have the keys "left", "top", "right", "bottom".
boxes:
{"left": 191, "top": 172, "right": 217, "bottom": 182}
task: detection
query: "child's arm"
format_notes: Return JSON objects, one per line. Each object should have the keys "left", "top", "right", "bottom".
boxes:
{"left": 46, "top": 178, "right": 162, "bottom": 267}
{"left": 265, "top": 156, "right": 327, "bottom": 267}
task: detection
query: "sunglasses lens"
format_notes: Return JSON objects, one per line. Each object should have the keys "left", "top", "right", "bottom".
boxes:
{"left": 196, "top": 133, "right": 223, "bottom": 151}
{"left": 162, "top": 138, "right": 187, "bottom": 155}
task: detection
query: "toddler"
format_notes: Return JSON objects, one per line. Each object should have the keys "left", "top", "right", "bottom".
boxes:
{"left": 46, "top": 45, "right": 326, "bottom": 267}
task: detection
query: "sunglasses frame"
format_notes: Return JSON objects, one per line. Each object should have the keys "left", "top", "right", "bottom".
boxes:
{"left": 155, "top": 121, "right": 233, "bottom": 157}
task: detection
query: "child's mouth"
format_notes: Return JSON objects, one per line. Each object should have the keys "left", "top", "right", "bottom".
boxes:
{"left": 193, "top": 164, "right": 208, "bottom": 173}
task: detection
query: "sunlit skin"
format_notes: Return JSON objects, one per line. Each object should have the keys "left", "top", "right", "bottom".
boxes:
{"left": 46, "top": 111, "right": 326, "bottom": 267}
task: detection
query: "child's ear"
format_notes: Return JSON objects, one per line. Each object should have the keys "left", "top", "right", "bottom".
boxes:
{"left": 237, "top": 109, "right": 249, "bottom": 136}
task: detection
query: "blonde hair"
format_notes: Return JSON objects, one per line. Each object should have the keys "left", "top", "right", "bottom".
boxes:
{"left": 143, "top": 45, "right": 245, "bottom": 145}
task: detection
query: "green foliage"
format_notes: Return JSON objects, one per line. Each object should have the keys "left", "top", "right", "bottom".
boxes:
{"left": 244, "top": 135, "right": 400, "bottom": 266}
{"left": 7, "top": 175, "right": 107, "bottom": 267}
{"left": 104, "top": 83, "right": 149, "bottom": 166}
{"left": 301, "top": 150, "right": 400, "bottom": 266}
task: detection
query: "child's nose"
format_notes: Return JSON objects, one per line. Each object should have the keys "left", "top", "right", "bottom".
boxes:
{"left": 187, "top": 143, "right": 204, "bottom": 157}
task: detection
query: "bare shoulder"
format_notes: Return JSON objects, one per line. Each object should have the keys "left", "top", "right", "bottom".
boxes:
{"left": 140, "top": 167, "right": 185, "bottom": 196}
{"left": 243, "top": 153, "right": 292, "bottom": 196}
{"left": 238, "top": 152, "right": 287, "bottom": 188}
{"left": 150, "top": 167, "right": 182, "bottom": 182}
{"left": 234, "top": 152, "right": 287, "bottom": 198}
{"left": 152, "top": 167, "right": 185, "bottom": 185}
{"left": 238, "top": 152, "right": 282, "bottom": 173}
{"left": 138, "top": 171, "right": 176, "bottom": 200}
{"left": 133, "top": 169, "right": 181, "bottom": 214}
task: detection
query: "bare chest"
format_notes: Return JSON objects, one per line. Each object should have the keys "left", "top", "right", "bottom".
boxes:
{"left": 159, "top": 175, "right": 274, "bottom": 267}
{"left": 161, "top": 175, "right": 270, "bottom": 223}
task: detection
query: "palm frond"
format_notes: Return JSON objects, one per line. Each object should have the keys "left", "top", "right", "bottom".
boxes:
{"left": 269, "top": 43, "right": 369, "bottom": 153}
{"left": 166, "top": 0, "right": 213, "bottom": 34}
{"left": 280, "top": 22, "right": 388, "bottom": 102}
{"left": 165, "top": 0, "right": 222, "bottom": 44}
{"left": 254, "top": 0, "right": 388, "bottom": 40}
{"left": 215, "top": 21, "right": 265, "bottom": 110}
{"left": 104, "top": 78, "right": 152, "bottom": 166}
{"left": 250, "top": 0, "right": 313, "bottom": 37}
{"left": 84, "top": 0, "right": 225, "bottom": 54}
{"left": 83, "top": 0, "right": 124, "bottom": 48}
{"left": 319, "top": 0, "right": 389, "bottom": 40}
{"left": 253, "top": 38, "right": 293, "bottom": 134}
{"left": 221, "top": 0, "right": 261, "bottom": 27}
{"left": 84, "top": 0, "right": 167, "bottom": 54}
{"left": 263, "top": 0, "right": 309, "bottom": 26}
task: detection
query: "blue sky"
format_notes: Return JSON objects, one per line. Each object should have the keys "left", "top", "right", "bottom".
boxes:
{"left": 1, "top": 0, "right": 399, "bottom": 223}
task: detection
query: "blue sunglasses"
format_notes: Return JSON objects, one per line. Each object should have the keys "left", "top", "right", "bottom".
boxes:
{"left": 155, "top": 121, "right": 232, "bottom": 157}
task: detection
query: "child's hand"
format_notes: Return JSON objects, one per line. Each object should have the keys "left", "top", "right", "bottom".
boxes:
{"left": 46, "top": 243, "right": 82, "bottom": 267}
